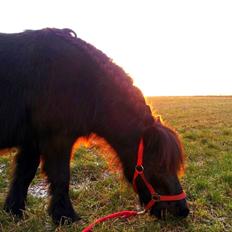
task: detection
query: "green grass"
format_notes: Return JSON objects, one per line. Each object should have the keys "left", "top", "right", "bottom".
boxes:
{"left": 1, "top": 96, "right": 232, "bottom": 231}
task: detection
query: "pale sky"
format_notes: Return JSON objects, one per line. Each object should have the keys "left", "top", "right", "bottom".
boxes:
{"left": 1, "top": 0, "right": 232, "bottom": 96}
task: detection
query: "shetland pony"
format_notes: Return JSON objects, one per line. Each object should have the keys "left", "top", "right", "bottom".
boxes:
{"left": 0, "top": 28, "right": 189, "bottom": 224}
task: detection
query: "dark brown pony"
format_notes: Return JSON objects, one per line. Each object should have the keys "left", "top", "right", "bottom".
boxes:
{"left": 0, "top": 28, "right": 189, "bottom": 224}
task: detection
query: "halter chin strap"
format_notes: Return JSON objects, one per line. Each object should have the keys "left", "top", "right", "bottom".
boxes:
{"left": 133, "top": 139, "right": 186, "bottom": 211}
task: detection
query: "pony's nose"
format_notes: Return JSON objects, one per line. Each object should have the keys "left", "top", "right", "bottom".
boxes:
{"left": 177, "top": 199, "right": 189, "bottom": 218}
{"left": 171, "top": 199, "right": 189, "bottom": 218}
{"left": 178, "top": 207, "right": 189, "bottom": 218}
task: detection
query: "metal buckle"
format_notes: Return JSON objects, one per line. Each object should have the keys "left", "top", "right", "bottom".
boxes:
{"left": 135, "top": 165, "right": 144, "bottom": 174}
{"left": 152, "top": 193, "right": 161, "bottom": 202}
{"left": 137, "top": 209, "right": 146, "bottom": 215}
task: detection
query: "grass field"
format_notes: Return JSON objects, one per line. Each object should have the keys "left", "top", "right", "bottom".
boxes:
{"left": 0, "top": 96, "right": 232, "bottom": 232}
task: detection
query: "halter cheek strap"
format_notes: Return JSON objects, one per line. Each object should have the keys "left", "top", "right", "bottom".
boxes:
{"left": 133, "top": 139, "right": 186, "bottom": 210}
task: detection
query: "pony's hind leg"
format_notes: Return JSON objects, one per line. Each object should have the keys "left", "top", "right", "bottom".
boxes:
{"left": 4, "top": 142, "right": 40, "bottom": 216}
{"left": 40, "top": 135, "right": 80, "bottom": 224}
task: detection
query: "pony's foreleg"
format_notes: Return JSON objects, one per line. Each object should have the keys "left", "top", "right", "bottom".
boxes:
{"left": 4, "top": 142, "right": 40, "bottom": 216}
{"left": 41, "top": 135, "right": 80, "bottom": 224}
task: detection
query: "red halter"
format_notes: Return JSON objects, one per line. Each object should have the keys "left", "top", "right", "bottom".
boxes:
{"left": 82, "top": 138, "right": 187, "bottom": 231}
{"left": 133, "top": 139, "right": 186, "bottom": 210}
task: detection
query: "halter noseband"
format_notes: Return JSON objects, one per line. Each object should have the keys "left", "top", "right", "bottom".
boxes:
{"left": 133, "top": 139, "right": 186, "bottom": 211}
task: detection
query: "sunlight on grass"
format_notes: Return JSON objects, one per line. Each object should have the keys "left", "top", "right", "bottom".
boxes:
{"left": 0, "top": 96, "right": 232, "bottom": 231}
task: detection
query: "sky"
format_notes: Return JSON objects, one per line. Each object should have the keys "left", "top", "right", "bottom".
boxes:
{"left": 1, "top": 0, "right": 232, "bottom": 96}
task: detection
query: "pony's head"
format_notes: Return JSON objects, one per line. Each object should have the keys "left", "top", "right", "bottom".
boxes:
{"left": 134, "top": 121, "right": 189, "bottom": 219}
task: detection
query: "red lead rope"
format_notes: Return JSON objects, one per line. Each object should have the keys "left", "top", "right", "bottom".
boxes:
{"left": 82, "top": 210, "right": 140, "bottom": 232}
{"left": 82, "top": 139, "right": 186, "bottom": 232}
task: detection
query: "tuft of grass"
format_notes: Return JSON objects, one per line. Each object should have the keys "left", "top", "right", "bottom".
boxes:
{"left": 1, "top": 96, "right": 232, "bottom": 231}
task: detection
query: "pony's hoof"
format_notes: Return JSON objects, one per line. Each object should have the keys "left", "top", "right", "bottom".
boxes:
{"left": 49, "top": 206, "right": 81, "bottom": 225}
{"left": 3, "top": 202, "right": 24, "bottom": 218}
{"left": 52, "top": 213, "right": 81, "bottom": 225}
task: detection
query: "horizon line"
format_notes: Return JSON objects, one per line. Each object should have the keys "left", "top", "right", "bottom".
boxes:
{"left": 145, "top": 95, "right": 232, "bottom": 97}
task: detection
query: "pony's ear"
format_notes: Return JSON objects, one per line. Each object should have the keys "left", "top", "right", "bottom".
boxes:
{"left": 154, "top": 115, "right": 163, "bottom": 124}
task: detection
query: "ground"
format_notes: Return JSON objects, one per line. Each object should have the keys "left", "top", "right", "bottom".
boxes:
{"left": 0, "top": 96, "right": 232, "bottom": 232}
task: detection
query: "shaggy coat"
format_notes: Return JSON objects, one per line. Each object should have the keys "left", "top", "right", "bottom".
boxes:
{"left": 0, "top": 28, "right": 188, "bottom": 223}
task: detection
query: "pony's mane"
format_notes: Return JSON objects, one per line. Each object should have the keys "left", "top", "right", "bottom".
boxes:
{"left": 45, "top": 28, "right": 154, "bottom": 127}
{"left": 145, "top": 120, "right": 185, "bottom": 176}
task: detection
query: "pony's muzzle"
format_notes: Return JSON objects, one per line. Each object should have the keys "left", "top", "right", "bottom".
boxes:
{"left": 168, "top": 199, "right": 189, "bottom": 218}
{"left": 150, "top": 199, "right": 189, "bottom": 219}
{"left": 178, "top": 206, "right": 189, "bottom": 218}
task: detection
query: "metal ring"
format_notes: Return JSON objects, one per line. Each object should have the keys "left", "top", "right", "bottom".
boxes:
{"left": 135, "top": 165, "right": 144, "bottom": 174}
{"left": 152, "top": 193, "right": 161, "bottom": 202}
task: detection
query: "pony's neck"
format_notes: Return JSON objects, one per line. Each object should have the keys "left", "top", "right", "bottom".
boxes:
{"left": 93, "top": 112, "right": 152, "bottom": 182}
{"left": 112, "top": 138, "right": 140, "bottom": 182}
{"left": 83, "top": 55, "right": 155, "bottom": 181}
{"left": 98, "top": 130, "right": 141, "bottom": 182}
